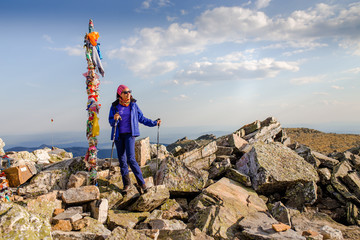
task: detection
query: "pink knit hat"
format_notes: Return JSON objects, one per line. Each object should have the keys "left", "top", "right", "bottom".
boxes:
{"left": 117, "top": 84, "right": 129, "bottom": 95}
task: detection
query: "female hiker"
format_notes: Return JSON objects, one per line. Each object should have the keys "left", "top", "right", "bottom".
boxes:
{"left": 109, "top": 84, "right": 161, "bottom": 192}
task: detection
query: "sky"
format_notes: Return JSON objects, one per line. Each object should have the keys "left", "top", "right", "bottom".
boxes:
{"left": 1, "top": 0, "right": 360, "bottom": 147}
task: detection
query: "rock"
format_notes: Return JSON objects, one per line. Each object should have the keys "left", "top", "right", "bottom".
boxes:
{"left": 188, "top": 177, "right": 267, "bottom": 239}
{"left": 115, "top": 185, "right": 141, "bottom": 209}
{"left": 290, "top": 210, "right": 360, "bottom": 240}
{"left": 236, "top": 141, "right": 319, "bottom": 194}
{"left": 269, "top": 201, "right": 291, "bottom": 226}
{"left": 148, "top": 219, "right": 187, "bottom": 230}
{"left": 272, "top": 223, "right": 291, "bottom": 232}
{"left": 217, "top": 133, "right": 244, "bottom": 148}
{"left": 225, "top": 168, "right": 252, "bottom": 187}
{"left": 127, "top": 185, "right": 170, "bottom": 212}
{"left": 150, "top": 144, "right": 169, "bottom": 160}
{"left": 342, "top": 171, "right": 360, "bottom": 200}
{"left": 320, "top": 225, "right": 344, "bottom": 240}
{"left": 5, "top": 150, "right": 38, "bottom": 163}
{"left": 157, "top": 229, "right": 192, "bottom": 240}
{"left": 17, "top": 169, "right": 69, "bottom": 197}
{"left": 107, "top": 210, "right": 150, "bottom": 230}
{"left": 78, "top": 216, "right": 111, "bottom": 238}
{"left": 67, "top": 171, "right": 90, "bottom": 189}
{"left": 285, "top": 181, "right": 318, "bottom": 210}
{"left": 48, "top": 148, "right": 73, "bottom": 163}
{"left": 135, "top": 137, "right": 151, "bottom": 166}
{"left": 33, "top": 149, "right": 51, "bottom": 164}
{"left": 62, "top": 185, "right": 100, "bottom": 204}
{"left": 346, "top": 202, "right": 359, "bottom": 225}
{"left": 318, "top": 168, "right": 332, "bottom": 185}
{"left": 208, "top": 157, "right": 231, "bottom": 179}
{"left": 52, "top": 219, "right": 72, "bottom": 231}
{"left": 90, "top": 198, "right": 108, "bottom": 224}
{"left": 312, "top": 151, "right": 339, "bottom": 169}
{"left": 52, "top": 230, "right": 97, "bottom": 240}
{"left": 0, "top": 138, "right": 5, "bottom": 155}
{"left": 331, "top": 161, "right": 360, "bottom": 204}
{"left": 160, "top": 199, "right": 183, "bottom": 212}
{"left": 155, "top": 156, "right": 208, "bottom": 195}
{"left": 215, "top": 146, "right": 233, "bottom": 156}
{"left": 302, "top": 230, "right": 322, "bottom": 240}
{"left": 53, "top": 208, "right": 65, "bottom": 216}
{"left": 53, "top": 207, "right": 83, "bottom": 222}
{"left": 0, "top": 202, "right": 52, "bottom": 239}
{"left": 175, "top": 198, "right": 188, "bottom": 211}
{"left": 100, "top": 190, "right": 123, "bottom": 209}
{"left": 166, "top": 136, "right": 199, "bottom": 155}
{"left": 192, "top": 228, "right": 215, "bottom": 240}
{"left": 238, "top": 211, "right": 306, "bottom": 239}
{"left": 26, "top": 197, "right": 62, "bottom": 222}
{"left": 176, "top": 141, "right": 217, "bottom": 170}
{"left": 107, "top": 226, "right": 152, "bottom": 240}
{"left": 239, "top": 117, "right": 283, "bottom": 144}
{"left": 239, "top": 120, "right": 261, "bottom": 136}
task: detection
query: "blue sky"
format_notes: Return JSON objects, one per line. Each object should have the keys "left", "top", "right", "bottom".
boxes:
{"left": 1, "top": 0, "right": 360, "bottom": 147}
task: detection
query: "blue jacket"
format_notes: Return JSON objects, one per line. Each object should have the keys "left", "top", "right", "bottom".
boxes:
{"left": 109, "top": 100, "right": 157, "bottom": 139}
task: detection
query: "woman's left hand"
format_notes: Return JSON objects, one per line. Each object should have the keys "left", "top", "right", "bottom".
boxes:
{"left": 156, "top": 119, "right": 161, "bottom": 126}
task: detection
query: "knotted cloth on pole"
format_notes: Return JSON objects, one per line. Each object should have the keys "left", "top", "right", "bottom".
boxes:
{"left": 83, "top": 19, "right": 105, "bottom": 183}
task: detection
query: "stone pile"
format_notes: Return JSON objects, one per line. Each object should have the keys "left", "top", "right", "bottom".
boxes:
{"left": 0, "top": 116, "right": 360, "bottom": 239}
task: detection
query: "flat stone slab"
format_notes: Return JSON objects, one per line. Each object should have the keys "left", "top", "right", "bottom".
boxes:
{"left": 62, "top": 186, "right": 100, "bottom": 204}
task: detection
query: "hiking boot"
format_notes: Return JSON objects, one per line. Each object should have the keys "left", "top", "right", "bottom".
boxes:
{"left": 122, "top": 174, "right": 131, "bottom": 192}
{"left": 141, "top": 183, "right": 149, "bottom": 193}
{"left": 123, "top": 184, "right": 131, "bottom": 191}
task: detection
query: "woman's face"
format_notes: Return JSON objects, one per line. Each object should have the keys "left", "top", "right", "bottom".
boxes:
{"left": 120, "top": 87, "right": 131, "bottom": 101}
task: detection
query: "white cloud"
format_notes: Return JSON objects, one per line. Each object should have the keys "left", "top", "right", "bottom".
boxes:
{"left": 331, "top": 85, "right": 344, "bottom": 90}
{"left": 108, "top": 3, "right": 360, "bottom": 78}
{"left": 176, "top": 57, "right": 299, "bottom": 82}
{"left": 173, "top": 94, "right": 190, "bottom": 101}
{"left": 255, "top": 0, "right": 271, "bottom": 10}
{"left": 180, "top": 9, "right": 187, "bottom": 15}
{"left": 290, "top": 75, "right": 325, "bottom": 85}
{"left": 141, "top": 0, "right": 170, "bottom": 9}
{"left": 142, "top": 0, "right": 152, "bottom": 9}
{"left": 345, "top": 67, "right": 360, "bottom": 74}
{"left": 43, "top": 34, "right": 54, "bottom": 43}
{"left": 48, "top": 45, "right": 83, "bottom": 56}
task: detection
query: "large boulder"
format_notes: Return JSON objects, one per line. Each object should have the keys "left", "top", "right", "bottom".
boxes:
{"left": 238, "top": 211, "right": 306, "bottom": 239}
{"left": 331, "top": 160, "right": 360, "bottom": 205}
{"left": 17, "top": 169, "right": 69, "bottom": 197}
{"left": 33, "top": 149, "right": 51, "bottom": 164}
{"left": 127, "top": 185, "right": 170, "bottom": 212}
{"left": 62, "top": 185, "right": 100, "bottom": 204}
{"left": 155, "top": 156, "right": 208, "bottom": 195}
{"left": 0, "top": 202, "right": 52, "bottom": 239}
{"left": 235, "top": 117, "right": 285, "bottom": 144}
{"left": 176, "top": 140, "right": 217, "bottom": 170}
{"left": 135, "top": 137, "right": 151, "bottom": 167}
{"left": 236, "top": 141, "right": 319, "bottom": 194}
{"left": 188, "top": 177, "right": 267, "bottom": 239}
{"left": 107, "top": 210, "right": 150, "bottom": 230}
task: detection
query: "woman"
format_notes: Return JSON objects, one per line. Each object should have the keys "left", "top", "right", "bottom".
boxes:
{"left": 109, "top": 84, "right": 161, "bottom": 192}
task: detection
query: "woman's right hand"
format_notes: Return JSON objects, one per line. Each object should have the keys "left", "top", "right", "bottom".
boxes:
{"left": 114, "top": 113, "right": 120, "bottom": 121}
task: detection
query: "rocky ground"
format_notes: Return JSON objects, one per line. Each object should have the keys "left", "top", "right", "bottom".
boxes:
{"left": 285, "top": 128, "right": 360, "bottom": 155}
{"left": 0, "top": 117, "right": 360, "bottom": 240}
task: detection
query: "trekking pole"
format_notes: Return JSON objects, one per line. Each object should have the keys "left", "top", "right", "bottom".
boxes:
{"left": 156, "top": 118, "right": 161, "bottom": 171}
{"left": 107, "top": 115, "right": 121, "bottom": 185}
